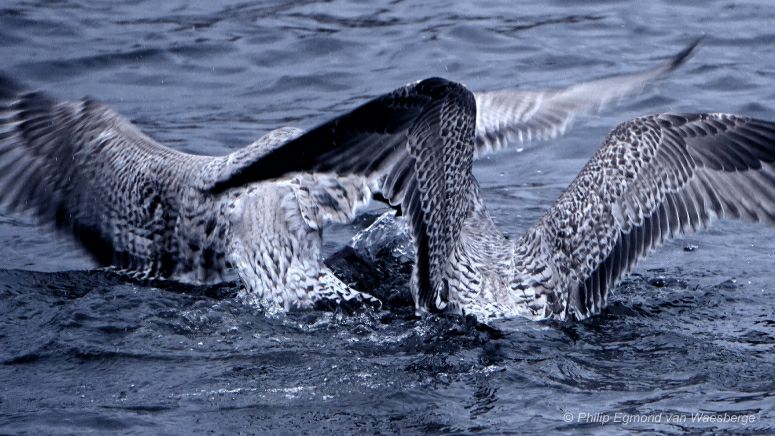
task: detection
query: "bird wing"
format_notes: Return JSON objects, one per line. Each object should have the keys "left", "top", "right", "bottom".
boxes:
{"left": 0, "top": 73, "right": 214, "bottom": 276}
{"left": 473, "top": 39, "right": 701, "bottom": 157}
{"left": 521, "top": 113, "right": 775, "bottom": 320}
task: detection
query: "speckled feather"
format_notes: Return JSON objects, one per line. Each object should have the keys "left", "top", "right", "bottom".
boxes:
{"left": 522, "top": 113, "right": 775, "bottom": 320}
{"left": 0, "top": 75, "right": 374, "bottom": 312}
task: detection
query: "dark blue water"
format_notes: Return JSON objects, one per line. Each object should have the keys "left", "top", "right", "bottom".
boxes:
{"left": 2, "top": 0, "right": 775, "bottom": 433}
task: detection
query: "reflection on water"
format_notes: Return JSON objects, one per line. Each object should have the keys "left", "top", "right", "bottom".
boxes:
{"left": 1, "top": 0, "right": 775, "bottom": 433}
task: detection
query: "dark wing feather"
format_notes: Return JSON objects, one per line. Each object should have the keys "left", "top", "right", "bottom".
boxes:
{"left": 208, "top": 78, "right": 478, "bottom": 311}
{"left": 207, "top": 79, "right": 442, "bottom": 193}
{"left": 474, "top": 39, "right": 701, "bottom": 157}
{"left": 529, "top": 113, "right": 775, "bottom": 320}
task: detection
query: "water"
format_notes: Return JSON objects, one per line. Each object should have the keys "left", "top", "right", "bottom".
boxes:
{"left": 2, "top": 0, "right": 775, "bottom": 433}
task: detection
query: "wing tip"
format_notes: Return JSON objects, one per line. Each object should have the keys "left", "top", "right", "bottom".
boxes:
{"left": 665, "top": 36, "right": 704, "bottom": 72}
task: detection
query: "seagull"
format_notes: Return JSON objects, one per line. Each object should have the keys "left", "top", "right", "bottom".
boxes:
{"left": 0, "top": 42, "right": 696, "bottom": 313}
{"left": 208, "top": 46, "right": 775, "bottom": 321}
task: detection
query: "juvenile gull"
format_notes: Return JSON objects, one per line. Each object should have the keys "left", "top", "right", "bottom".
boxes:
{"left": 0, "top": 43, "right": 694, "bottom": 312}
{"left": 210, "top": 52, "right": 775, "bottom": 321}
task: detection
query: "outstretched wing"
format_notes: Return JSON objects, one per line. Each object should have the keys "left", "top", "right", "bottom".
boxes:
{"left": 525, "top": 113, "right": 775, "bottom": 320}
{"left": 208, "top": 78, "right": 478, "bottom": 311}
{"left": 0, "top": 74, "right": 209, "bottom": 275}
{"left": 474, "top": 39, "right": 701, "bottom": 157}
